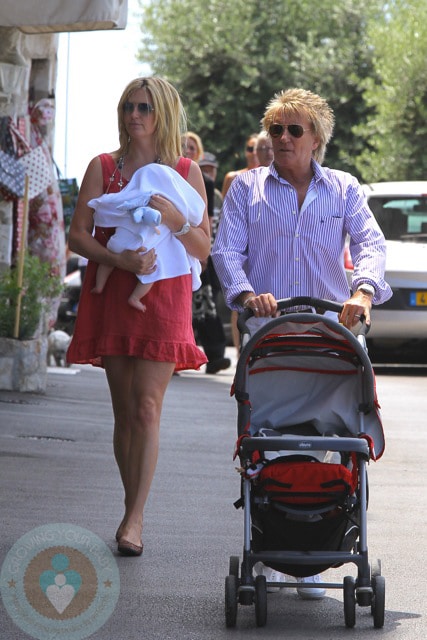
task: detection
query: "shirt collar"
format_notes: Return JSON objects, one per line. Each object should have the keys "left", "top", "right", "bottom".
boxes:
{"left": 268, "top": 158, "right": 333, "bottom": 187}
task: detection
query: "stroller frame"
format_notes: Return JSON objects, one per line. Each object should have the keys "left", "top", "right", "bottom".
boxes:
{"left": 225, "top": 297, "right": 385, "bottom": 629}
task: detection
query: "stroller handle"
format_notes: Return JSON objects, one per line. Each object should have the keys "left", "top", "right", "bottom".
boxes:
{"left": 238, "top": 296, "right": 370, "bottom": 338}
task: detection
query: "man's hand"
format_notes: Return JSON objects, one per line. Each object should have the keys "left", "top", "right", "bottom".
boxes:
{"left": 339, "top": 289, "right": 373, "bottom": 329}
{"left": 240, "top": 292, "right": 278, "bottom": 317}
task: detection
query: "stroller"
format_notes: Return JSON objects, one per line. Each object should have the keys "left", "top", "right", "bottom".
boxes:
{"left": 225, "top": 297, "right": 385, "bottom": 629}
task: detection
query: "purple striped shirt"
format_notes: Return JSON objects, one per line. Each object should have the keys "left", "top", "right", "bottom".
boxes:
{"left": 212, "top": 160, "right": 392, "bottom": 310}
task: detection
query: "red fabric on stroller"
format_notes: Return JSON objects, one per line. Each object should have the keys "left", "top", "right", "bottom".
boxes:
{"left": 257, "top": 457, "right": 357, "bottom": 507}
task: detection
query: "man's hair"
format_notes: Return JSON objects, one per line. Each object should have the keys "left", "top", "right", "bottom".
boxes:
{"left": 261, "top": 88, "right": 335, "bottom": 164}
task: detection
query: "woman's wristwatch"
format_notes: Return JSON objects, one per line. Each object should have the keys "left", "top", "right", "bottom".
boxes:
{"left": 173, "top": 221, "right": 191, "bottom": 237}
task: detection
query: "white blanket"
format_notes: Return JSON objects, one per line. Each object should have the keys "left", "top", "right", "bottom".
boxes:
{"left": 88, "top": 163, "right": 205, "bottom": 289}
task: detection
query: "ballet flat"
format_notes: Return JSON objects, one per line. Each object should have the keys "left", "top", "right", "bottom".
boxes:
{"left": 117, "top": 538, "right": 143, "bottom": 557}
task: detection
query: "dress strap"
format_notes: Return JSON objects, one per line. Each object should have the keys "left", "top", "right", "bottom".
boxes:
{"left": 175, "top": 156, "right": 191, "bottom": 180}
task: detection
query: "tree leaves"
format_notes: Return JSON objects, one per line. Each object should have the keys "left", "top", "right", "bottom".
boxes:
{"left": 137, "top": 0, "right": 425, "bottom": 182}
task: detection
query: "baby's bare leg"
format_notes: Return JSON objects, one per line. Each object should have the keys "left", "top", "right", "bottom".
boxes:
{"left": 92, "top": 264, "right": 113, "bottom": 294}
{"left": 128, "top": 282, "right": 153, "bottom": 311}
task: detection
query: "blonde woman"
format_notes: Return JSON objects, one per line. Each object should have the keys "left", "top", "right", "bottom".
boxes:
{"left": 67, "top": 77, "right": 210, "bottom": 556}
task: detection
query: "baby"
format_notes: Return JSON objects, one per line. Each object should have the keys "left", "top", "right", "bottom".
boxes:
{"left": 88, "top": 163, "right": 205, "bottom": 311}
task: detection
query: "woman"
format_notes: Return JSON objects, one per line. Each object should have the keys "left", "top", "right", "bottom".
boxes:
{"left": 67, "top": 77, "right": 210, "bottom": 556}
{"left": 221, "top": 132, "right": 259, "bottom": 198}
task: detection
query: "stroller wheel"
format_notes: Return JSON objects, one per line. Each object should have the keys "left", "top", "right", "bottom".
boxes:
{"left": 225, "top": 575, "right": 238, "bottom": 628}
{"left": 229, "top": 555, "right": 240, "bottom": 578}
{"left": 371, "top": 575, "right": 385, "bottom": 628}
{"left": 343, "top": 576, "right": 356, "bottom": 628}
{"left": 254, "top": 575, "right": 267, "bottom": 628}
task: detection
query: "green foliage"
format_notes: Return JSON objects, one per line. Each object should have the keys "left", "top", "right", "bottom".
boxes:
{"left": 352, "top": 0, "right": 427, "bottom": 182}
{"left": 0, "top": 254, "right": 63, "bottom": 340}
{"left": 138, "top": 0, "right": 385, "bottom": 180}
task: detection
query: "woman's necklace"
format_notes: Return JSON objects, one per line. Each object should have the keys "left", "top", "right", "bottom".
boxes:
{"left": 107, "top": 154, "right": 164, "bottom": 194}
{"left": 106, "top": 155, "right": 125, "bottom": 193}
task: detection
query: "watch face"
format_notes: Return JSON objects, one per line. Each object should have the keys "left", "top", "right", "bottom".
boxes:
{"left": 174, "top": 221, "right": 190, "bottom": 236}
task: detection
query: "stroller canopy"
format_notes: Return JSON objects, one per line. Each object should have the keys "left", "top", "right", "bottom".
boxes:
{"left": 233, "top": 312, "right": 385, "bottom": 460}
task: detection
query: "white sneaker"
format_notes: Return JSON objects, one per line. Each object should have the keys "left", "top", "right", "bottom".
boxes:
{"left": 296, "top": 574, "right": 326, "bottom": 599}
{"left": 254, "top": 562, "right": 289, "bottom": 593}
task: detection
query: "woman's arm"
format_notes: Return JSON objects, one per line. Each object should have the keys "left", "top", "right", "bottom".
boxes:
{"left": 149, "top": 160, "right": 211, "bottom": 261}
{"left": 68, "top": 155, "right": 156, "bottom": 276}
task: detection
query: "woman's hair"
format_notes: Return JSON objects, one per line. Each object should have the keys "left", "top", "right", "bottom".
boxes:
{"left": 183, "top": 131, "right": 204, "bottom": 162}
{"left": 116, "top": 77, "right": 187, "bottom": 166}
{"left": 261, "top": 88, "right": 335, "bottom": 164}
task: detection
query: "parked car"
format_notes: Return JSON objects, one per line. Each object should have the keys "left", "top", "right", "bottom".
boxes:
{"left": 217, "top": 181, "right": 427, "bottom": 355}
{"left": 357, "top": 181, "right": 427, "bottom": 352}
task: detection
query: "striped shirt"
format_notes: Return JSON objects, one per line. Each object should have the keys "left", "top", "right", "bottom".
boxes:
{"left": 211, "top": 160, "right": 392, "bottom": 310}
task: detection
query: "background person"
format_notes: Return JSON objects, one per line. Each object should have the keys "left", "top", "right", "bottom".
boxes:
{"left": 67, "top": 77, "right": 210, "bottom": 556}
{"left": 255, "top": 130, "right": 274, "bottom": 167}
{"left": 183, "top": 134, "right": 231, "bottom": 374}
{"left": 212, "top": 87, "right": 392, "bottom": 596}
{"left": 221, "top": 132, "right": 260, "bottom": 198}
{"left": 221, "top": 132, "right": 260, "bottom": 357}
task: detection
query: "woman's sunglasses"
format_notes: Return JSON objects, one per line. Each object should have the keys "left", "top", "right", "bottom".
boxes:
{"left": 123, "top": 101, "right": 154, "bottom": 115}
{"left": 268, "top": 123, "right": 309, "bottom": 139}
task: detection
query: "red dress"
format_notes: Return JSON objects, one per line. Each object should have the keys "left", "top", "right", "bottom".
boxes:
{"left": 66, "top": 154, "right": 207, "bottom": 371}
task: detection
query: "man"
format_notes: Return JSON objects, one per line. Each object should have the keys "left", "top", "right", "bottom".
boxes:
{"left": 212, "top": 88, "right": 391, "bottom": 596}
{"left": 212, "top": 88, "right": 391, "bottom": 331}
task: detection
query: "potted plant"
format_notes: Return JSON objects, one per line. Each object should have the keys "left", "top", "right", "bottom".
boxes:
{"left": 0, "top": 253, "right": 62, "bottom": 392}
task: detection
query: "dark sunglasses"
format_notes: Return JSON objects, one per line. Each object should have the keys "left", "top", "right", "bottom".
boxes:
{"left": 268, "top": 123, "right": 309, "bottom": 139}
{"left": 123, "top": 101, "right": 154, "bottom": 115}
{"left": 246, "top": 145, "right": 255, "bottom": 152}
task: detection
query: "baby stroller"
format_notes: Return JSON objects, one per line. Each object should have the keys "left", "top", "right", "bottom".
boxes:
{"left": 225, "top": 297, "right": 385, "bottom": 629}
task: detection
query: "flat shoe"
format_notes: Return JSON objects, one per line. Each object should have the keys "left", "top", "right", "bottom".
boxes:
{"left": 117, "top": 538, "right": 143, "bottom": 557}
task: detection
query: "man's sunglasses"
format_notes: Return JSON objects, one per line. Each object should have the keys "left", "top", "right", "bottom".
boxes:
{"left": 268, "top": 123, "right": 309, "bottom": 139}
{"left": 123, "top": 101, "right": 155, "bottom": 115}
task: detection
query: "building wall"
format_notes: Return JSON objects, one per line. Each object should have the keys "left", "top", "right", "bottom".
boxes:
{"left": 0, "top": 27, "right": 58, "bottom": 270}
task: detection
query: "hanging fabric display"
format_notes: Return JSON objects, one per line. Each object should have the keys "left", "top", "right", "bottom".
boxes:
{"left": 9, "top": 121, "right": 53, "bottom": 200}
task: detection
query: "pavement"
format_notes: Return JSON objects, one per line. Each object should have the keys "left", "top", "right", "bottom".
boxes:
{"left": 0, "top": 348, "right": 426, "bottom": 639}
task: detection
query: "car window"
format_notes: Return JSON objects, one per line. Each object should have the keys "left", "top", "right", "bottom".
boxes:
{"left": 368, "top": 196, "right": 427, "bottom": 241}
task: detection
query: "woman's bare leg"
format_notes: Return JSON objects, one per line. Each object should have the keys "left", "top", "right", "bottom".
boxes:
{"left": 104, "top": 356, "right": 133, "bottom": 493}
{"left": 104, "top": 355, "right": 175, "bottom": 547}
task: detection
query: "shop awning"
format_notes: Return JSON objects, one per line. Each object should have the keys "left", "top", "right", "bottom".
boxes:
{"left": 0, "top": 0, "right": 128, "bottom": 33}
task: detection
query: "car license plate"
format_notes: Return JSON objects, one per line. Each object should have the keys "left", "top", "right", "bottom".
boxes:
{"left": 409, "top": 291, "right": 427, "bottom": 306}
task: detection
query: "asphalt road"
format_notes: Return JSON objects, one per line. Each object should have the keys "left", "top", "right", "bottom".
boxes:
{"left": 0, "top": 350, "right": 426, "bottom": 639}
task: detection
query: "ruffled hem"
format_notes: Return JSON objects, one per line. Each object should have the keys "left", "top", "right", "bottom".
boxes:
{"left": 67, "top": 335, "right": 207, "bottom": 371}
